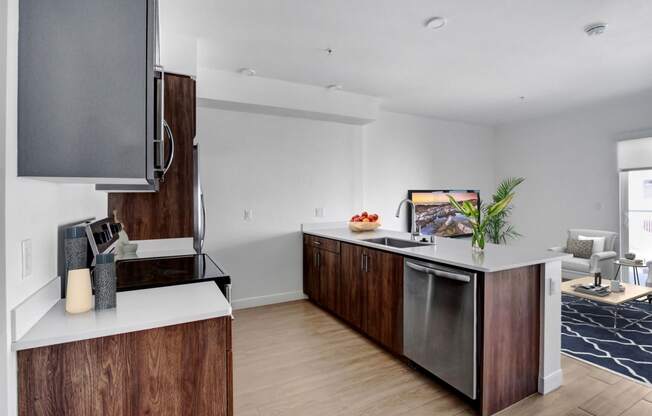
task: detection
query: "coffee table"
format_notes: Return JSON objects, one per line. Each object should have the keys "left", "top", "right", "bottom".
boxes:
{"left": 561, "top": 276, "right": 652, "bottom": 330}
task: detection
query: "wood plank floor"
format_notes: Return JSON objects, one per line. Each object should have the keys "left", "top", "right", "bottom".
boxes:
{"left": 232, "top": 300, "right": 652, "bottom": 416}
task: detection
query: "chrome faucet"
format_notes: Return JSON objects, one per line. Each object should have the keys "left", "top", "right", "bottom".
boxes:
{"left": 395, "top": 198, "right": 421, "bottom": 240}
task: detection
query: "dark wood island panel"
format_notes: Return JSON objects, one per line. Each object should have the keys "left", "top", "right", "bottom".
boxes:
{"left": 481, "top": 265, "right": 541, "bottom": 416}
{"left": 18, "top": 317, "right": 232, "bottom": 416}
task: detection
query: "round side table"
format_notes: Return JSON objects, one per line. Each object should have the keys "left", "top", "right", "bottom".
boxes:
{"left": 613, "top": 260, "right": 646, "bottom": 285}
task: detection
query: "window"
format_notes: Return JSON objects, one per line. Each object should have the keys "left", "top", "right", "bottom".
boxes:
{"left": 620, "top": 169, "right": 652, "bottom": 284}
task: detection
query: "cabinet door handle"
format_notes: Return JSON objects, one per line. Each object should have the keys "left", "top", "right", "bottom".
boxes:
{"left": 361, "top": 253, "right": 369, "bottom": 273}
{"left": 316, "top": 252, "right": 321, "bottom": 268}
{"left": 361, "top": 253, "right": 366, "bottom": 271}
{"left": 313, "top": 240, "right": 321, "bottom": 246}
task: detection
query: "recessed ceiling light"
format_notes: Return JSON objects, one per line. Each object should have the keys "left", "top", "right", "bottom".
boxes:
{"left": 238, "top": 68, "right": 256, "bottom": 76}
{"left": 584, "top": 22, "right": 608, "bottom": 36}
{"left": 424, "top": 16, "right": 447, "bottom": 30}
{"left": 327, "top": 84, "right": 343, "bottom": 91}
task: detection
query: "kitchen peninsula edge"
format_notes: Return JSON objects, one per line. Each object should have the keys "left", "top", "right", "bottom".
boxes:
{"left": 301, "top": 224, "right": 570, "bottom": 416}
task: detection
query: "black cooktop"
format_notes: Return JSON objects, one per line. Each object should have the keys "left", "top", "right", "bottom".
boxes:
{"left": 115, "top": 254, "right": 230, "bottom": 292}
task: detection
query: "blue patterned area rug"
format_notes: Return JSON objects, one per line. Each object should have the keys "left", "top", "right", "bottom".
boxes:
{"left": 562, "top": 294, "right": 652, "bottom": 384}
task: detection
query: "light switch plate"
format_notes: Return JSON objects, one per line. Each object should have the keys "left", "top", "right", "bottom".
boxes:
{"left": 244, "top": 209, "right": 253, "bottom": 222}
{"left": 315, "top": 207, "right": 325, "bottom": 218}
{"left": 21, "top": 239, "right": 32, "bottom": 279}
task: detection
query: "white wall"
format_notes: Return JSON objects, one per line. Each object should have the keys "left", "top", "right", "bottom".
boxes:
{"left": 494, "top": 89, "right": 652, "bottom": 251}
{"left": 196, "top": 107, "right": 496, "bottom": 306}
{"left": 197, "top": 107, "right": 363, "bottom": 307}
{"left": 2, "top": 1, "right": 107, "bottom": 413}
{"left": 363, "top": 111, "right": 496, "bottom": 230}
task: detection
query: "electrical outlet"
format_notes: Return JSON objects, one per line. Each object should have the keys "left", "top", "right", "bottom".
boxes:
{"left": 315, "top": 207, "right": 325, "bottom": 218}
{"left": 21, "top": 239, "right": 32, "bottom": 279}
{"left": 244, "top": 209, "right": 253, "bottom": 222}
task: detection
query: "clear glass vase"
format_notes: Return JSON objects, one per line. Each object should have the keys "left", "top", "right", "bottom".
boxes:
{"left": 471, "top": 230, "right": 485, "bottom": 252}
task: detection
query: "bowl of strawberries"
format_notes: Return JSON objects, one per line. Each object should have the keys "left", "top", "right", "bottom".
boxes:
{"left": 349, "top": 211, "right": 381, "bottom": 232}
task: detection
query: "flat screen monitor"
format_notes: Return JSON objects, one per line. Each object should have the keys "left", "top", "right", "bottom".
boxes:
{"left": 407, "top": 190, "right": 480, "bottom": 237}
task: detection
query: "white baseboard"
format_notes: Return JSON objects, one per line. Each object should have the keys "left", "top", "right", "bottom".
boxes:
{"left": 231, "top": 291, "right": 307, "bottom": 310}
{"left": 538, "top": 368, "right": 563, "bottom": 394}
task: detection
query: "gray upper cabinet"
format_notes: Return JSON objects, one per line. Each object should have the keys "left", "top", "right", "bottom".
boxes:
{"left": 18, "top": 0, "right": 158, "bottom": 184}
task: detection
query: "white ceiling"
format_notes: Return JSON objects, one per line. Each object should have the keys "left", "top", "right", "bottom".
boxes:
{"left": 161, "top": 0, "right": 652, "bottom": 125}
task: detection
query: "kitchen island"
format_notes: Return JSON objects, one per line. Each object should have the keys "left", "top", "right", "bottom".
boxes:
{"left": 14, "top": 282, "right": 233, "bottom": 416}
{"left": 302, "top": 225, "right": 570, "bottom": 416}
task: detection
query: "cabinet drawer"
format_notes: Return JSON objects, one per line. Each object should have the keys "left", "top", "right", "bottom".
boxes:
{"left": 304, "top": 235, "right": 340, "bottom": 253}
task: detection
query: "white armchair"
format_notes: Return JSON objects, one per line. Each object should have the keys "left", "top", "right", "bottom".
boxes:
{"left": 549, "top": 229, "right": 619, "bottom": 280}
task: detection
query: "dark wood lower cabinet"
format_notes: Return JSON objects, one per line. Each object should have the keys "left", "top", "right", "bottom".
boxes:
{"left": 303, "top": 244, "right": 320, "bottom": 302}
{"left": 303, "top": 236, "right": 340, "bottom": 310}
{"left": 320, "top": 250, "right": 340, "bottom": 313}
{"left": 304, "top": 240, "right": 403, "bottom": 355}
{"left": 338, "top": 243, "right": 364, "bottom": 328}
{"left": 362, "top": 248, "right": 404, "bottom": 355}
{"left": 304, "top": 234, "right": 543, "bottom": 416}
{"left": 18, "top": 317, "right": 232, "bottom": 416}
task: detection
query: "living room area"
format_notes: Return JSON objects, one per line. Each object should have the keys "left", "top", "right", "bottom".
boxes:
{"left": 477, "top": 96, "right": 652, "bottom": 416}
{"left": 527, "top": 134, "right": 652, "bottom": 386}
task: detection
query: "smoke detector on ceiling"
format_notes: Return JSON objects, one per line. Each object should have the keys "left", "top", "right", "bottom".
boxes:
{"left": 326, "top": 84, "right": 343, "bottom": 91}
{"left": 584, "top": 22, "right": 608, "bottom": 36}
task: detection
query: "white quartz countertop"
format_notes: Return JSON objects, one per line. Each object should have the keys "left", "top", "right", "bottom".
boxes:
{"left": 303, "top": 227, "right": 571, "bottom": 273}
{"left": 13, "top": 281, "right": 231, "bottom": 351}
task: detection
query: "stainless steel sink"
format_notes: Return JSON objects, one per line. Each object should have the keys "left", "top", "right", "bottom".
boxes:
{"left": 361, "top": 237, "right": 430, "bottom": 249}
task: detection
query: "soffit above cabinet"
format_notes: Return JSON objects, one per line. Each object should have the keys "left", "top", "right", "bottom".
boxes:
{"left": 196, "top": 68, "right": 380, "bottom": 125}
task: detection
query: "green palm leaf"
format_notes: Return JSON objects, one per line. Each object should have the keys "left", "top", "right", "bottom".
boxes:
{"left": 493, "top": 177, "right": 524, "bottom": 203}
{"left": 486, "top": 193, "right": 513, "bottom": 217}
{"left": 485, "top": 177, "right": 525, "bottom": 244}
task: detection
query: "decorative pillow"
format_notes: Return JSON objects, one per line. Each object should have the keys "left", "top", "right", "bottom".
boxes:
{"left": 578, "top": 235, "right": 605, "bottom": 254}
{"left": 567, "top": 238, "right": 593, "bottom": 259}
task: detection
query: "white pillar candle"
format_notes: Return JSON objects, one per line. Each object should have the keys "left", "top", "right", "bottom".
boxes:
{"left": 66, "top": 268, "right": 93, "bottom": 314}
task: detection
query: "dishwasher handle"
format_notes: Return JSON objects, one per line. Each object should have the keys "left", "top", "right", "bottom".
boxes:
{"left": 405, "top": 261, "right": 471, "bottom": 283}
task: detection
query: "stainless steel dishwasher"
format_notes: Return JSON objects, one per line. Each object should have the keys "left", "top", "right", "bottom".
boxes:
{"left": 403, "top": 258, "right": 477, "bottom": 399}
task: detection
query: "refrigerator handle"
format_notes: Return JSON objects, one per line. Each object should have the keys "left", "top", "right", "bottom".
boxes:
{"left": 161, "top": 120, "right": 175, "bottom": 178}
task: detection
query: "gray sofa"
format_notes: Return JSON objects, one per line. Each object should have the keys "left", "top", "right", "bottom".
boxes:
{"left": 549, "top": 229, "right": 619, "bottom": 280}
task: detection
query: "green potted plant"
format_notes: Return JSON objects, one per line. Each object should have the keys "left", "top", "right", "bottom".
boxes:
{"left": 448, "top": 179, "right": 522, "bottom": 252}
{"left": 485, "top": 177, "right": 525, "bottom": 244}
